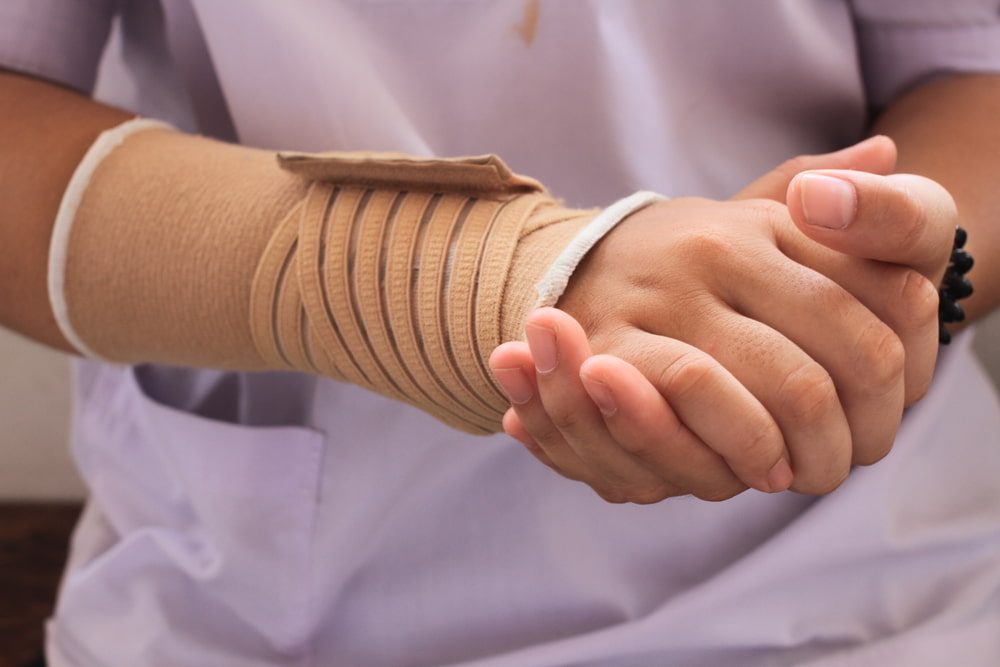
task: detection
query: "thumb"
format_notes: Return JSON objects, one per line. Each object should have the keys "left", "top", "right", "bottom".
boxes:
{"left": 786, "top": 169, "right": 957, "bottom": 281}
{"left": 732, "top": 135, "right": 897, "bottom": 202}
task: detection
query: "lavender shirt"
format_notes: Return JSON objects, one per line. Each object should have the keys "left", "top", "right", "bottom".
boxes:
{"left": 2, "top": 1, "right": 999, "bottom": 664}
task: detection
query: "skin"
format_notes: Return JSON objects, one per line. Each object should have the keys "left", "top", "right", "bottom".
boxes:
{"left": 0, "top": 71, "right": 131, "bottom": 350}
{"left": 0, "top": 68, "right": 997, "bottom": 505}
{"left": 491, "top": 74, "right": 1000, "bottom": 504}
{"left": 491, "top": 141, "right": 951, "bottom": 501}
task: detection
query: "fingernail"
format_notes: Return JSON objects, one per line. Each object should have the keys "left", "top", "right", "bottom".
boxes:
{"left": 581, "top": 374, "right": 618, "bottom": 417}
{"left": 525, "top": 322, "right": 559, "bottom": 374}
{"left": 799, "top": 173, "right": 857, "bottom": 229}
{"left": 766, "top": 457, "right": 794, "bottom": 493}
{"left": 491, "top": 367, "right": 534, "bottom": 405}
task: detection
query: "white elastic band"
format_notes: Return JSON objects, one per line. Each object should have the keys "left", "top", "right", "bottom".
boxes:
{"left": 48, "top": 117, "right": 174, "bottom": 358}
{"left": 534, "top": 190, "right": 667, "bottom": 307}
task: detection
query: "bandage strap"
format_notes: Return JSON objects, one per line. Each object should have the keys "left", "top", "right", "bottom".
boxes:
{"left": 249, "top": 153, "right": 594, "bottom": 432}
{"left": 52, "top": 123, "right": 662, "bottom": 433}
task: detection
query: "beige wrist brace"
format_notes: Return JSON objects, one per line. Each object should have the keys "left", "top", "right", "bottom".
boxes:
{"left": 51, "top": 120, "right": 663, "bottom": 433}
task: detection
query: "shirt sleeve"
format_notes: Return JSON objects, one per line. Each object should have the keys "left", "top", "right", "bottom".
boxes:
{"left": 851, "top": 0, "right": 1000, "bottom": 107}
{"left": 0, "top": 0, "right": 117, "bottom": 93}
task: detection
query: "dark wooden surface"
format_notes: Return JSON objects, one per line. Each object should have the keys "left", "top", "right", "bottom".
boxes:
{"left": 0, "top": 503, "right": 82, "bottom": 667}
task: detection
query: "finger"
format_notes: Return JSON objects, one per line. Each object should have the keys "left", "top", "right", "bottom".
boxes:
{"left": 777, "top": 233, "right": 940, "bottom": 405}
{"left": 787, "top": 170, "right": 957, "bottom": 281}
{"left": 490, "top": 341, "right": 537, "bottom": 407}
{"left": 676, "top": 305, "right": 858, "bottom": 494}
{"left": 501, "top": 406, "right": 537, "bottom": 448}
{"left": 733, "top": 135, "right": 897, "bottom": 202}
{"left": 501, "top": 407, "right": 563, "bottom": 471}
{"left": 620, "top": 329, "right": 794, "bottom": 494}
{"left": 523, "top": 308, "right": 669, "bottom": 501}
{"left": 490, "top": 341, "right": 592, "bottom": 482}
{"left": 712, "top": 243, "right": 905, "bottom": 476}
{"left": 580, "top": 354, "right": 750, "bottom": 501}
{"left": 497, "top": 317, "right": 758, "bottom": 502}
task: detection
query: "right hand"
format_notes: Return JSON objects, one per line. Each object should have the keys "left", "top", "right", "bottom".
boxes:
{"left": 490, "top": 136, "right": 956, "bottom": 503}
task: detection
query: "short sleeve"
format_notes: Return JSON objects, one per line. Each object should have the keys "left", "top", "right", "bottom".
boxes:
{"left": 0, "top": 0, "right": 117, "bottom": 93}
{"left": 851, "top": 0, "right": 1000, "bottom": 107}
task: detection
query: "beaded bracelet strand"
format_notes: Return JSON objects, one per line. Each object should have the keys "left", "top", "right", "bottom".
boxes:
{"left": 939, "top": 226, "right": 973, "bottom": 345}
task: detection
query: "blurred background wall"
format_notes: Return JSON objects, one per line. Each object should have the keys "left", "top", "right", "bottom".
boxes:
{"left": 1, "top": 313, "right": 999, "bottom": 500}
{"left": 0, "top": 329, "right": 82, "bottom": 500}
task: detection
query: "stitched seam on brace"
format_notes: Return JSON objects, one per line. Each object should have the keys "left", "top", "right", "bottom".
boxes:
{"left": 369, "top": 191, "right": 436, "bottom": 406}
{"left": 417, "top": 195, "right": 498, "bottom": 423}
{"left": 406, "top": 193, "right": 475, "bottom": 415}
{"left": 251, "top": 197, "right": 303, "bottom": 369}
{"left": 387, "top": 198, "right": 464, "bottom": 417}
{"left": 396, "top": 193, "right": 480, "bottom": 418}
{"left": 354, "top": 189, "right": 427, "bottom": 404}
{"left": 345, "top": 188, "right": 408, "bottom": 400}
{"left": 444, "top": 197, "right": 503, "bottom": 414}
{"left": 535, "top": 190, "right": 666, "bottom": 307}
{"left": 455, "top": 199, "right": 504, "bottom": 403}
{"left": 305, "top": 186, "right": 371, "bottom": 385}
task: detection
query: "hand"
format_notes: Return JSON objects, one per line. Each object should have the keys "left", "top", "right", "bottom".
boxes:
{"left": 490, "top": 136, "right": 956, "bottom": 503}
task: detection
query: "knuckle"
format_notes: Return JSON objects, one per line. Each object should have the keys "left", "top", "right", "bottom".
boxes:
{"left": 693, "top": 480, "right": 748, "bottom": 503}
{"left": 778, "top": 361, "right": 838, "bottom": 424}
{"left": 657, "top": 351, "right": 721, "bottom": 400}
{"left": 546, "top": 401, "right": 588, "bottom": 432}
{"left": 731, "top": 416, "right": 783, "bottom": 466}
{"left": 853, "top": 440, "right": 894, "bottom": 467}
{"left": 778, "top": 154, "right": 813, "bottom": 178}
{"left": 618, "top": 419, "right": 688, "bottom": 461}
{"left": 852, "top": 424, "right": 901, "bottom": 468}
{"left": 594, "top": 469, "right": 672, "bottom": 505}
{"left": 556, "top": 467, "right": 589, "bottom": 484}
{"left": 593, "top": 485, "right": 630, "bottom": 505}
{"left": 742, "top": 198, "right": 787, "bottom": 225}
{"left": 617, "top": 435, "right": 660, "bottom": 462}
{"left": 875, "top": 179, "right": 927, "bottom": 252}
{"left": 854, "top": 322, "right": 905, "bottom": 392}
{"left": 876, "top": 267, "right": 927, "bottom": 327}
{"left": 519, "top": 418, "right": 565, "bottom": 451}
{"left": 594, "top": 474, "right": 681, "bottom": 505}
{"left": 624, "top": 484, "right": 677, "bottom": 505}
{"left": 795, "top": 465, "right": 850, "bottom": 496}
{"left": 898, "top": 269, "right": 940, "bottom": 330}
{"left": 672, "top": 227, "right": 733, "bottom": 261}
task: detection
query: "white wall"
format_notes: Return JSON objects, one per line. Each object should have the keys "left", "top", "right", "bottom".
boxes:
{"left": 0, "top": 328, "right": 82, "bottom": 500}
{"left": 1, "top": 313, "right": 998, "bottom": 501}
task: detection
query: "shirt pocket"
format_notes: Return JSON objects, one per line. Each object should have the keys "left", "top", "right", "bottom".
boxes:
{"left": 67, "top": 360, "right": 327, "bottom": 655}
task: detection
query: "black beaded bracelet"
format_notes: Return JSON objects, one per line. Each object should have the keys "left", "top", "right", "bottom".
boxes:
{"left": 938, "top": 226, "right": 974, "bottom": 345}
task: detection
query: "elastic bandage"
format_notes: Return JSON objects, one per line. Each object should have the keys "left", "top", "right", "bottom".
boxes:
{"left": 51, "top": 121, "right": 661, "bottom": 432}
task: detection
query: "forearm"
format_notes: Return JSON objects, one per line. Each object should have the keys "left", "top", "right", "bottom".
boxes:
{"left": 1, "top": 78, "right": 632, "bottom": 433}
{"left": 871, "top": 74, "right": 1000, "bottom": 324}
{"left": 0, "top": 70, "right": 132, "bottom": 351}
